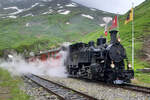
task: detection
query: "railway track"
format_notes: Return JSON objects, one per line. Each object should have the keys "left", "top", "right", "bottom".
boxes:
{"left": 119, "top": 83, "right": 150, "bottom": 94}
{"left": 99, "top": 82, "right": 150, "bottom": 94}
{"left": 24, "top": 74, "right": 98, "bottom": 100}
{"left": 76, "top": 78, "right": 150, "bottom": 94}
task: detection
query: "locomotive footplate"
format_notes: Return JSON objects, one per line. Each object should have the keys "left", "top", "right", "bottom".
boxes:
{"left": 114, "top": 70, "right": 134, "bottom": 84}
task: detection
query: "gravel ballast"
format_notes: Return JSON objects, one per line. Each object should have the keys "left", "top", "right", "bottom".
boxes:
{"left": 20, "top": 78, "right": 59, "bottom": 100}
{"left": 41, "top": 76, "right": 150, "bottom": 100}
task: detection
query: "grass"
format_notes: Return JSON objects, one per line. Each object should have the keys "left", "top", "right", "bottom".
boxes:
{"left": 119, "top": 0, "right": 150, "bottom": 84}
{"left": 79, "top": 0, "right": 150, "bottom": 84}
{"left": 0, "top": 68, "right": 30, "bottom": 100}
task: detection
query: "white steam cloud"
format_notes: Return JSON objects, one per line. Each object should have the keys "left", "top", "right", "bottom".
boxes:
{"left": 0, "top": 43, "right": 70, "bottom": 78}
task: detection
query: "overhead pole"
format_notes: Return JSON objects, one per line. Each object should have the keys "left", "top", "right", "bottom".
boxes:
{"left": 132, "top": 3, "right": 134, "bottom": 70}
{"left": 117, "top": 12, "right": 120, "bottom": 38}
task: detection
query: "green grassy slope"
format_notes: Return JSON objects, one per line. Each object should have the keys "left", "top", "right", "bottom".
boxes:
{"left": 79, "top": 0, "right": 150, "bottom": 84}
{"left": 0, "top": 12, "right": 101, "bottom": 55}
{"left": 0, "top": 68, "right": 30, "bottom": 100}
{"left": 116, "top": 0, "right": 150, "bottom": 68}
{"left": 119, "top": 0, "right": 150, "bottom": 84}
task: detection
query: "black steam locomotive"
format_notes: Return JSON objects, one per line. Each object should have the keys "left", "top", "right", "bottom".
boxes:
{"left": 66, "top": 30, "right": 134, "bottom": 84}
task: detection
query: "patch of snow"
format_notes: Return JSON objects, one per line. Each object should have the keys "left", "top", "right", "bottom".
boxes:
{"left": 59, "top": 10, "right": 70, "bottom": 15}
{"left": 3, "top": 6, "right": 24, "bottom": 15}
{"left": 66, "top": 22, "right": 70, "bottom": 25}
{"left": 23, "top": 13, "right": 34, "bottom": 17}
{"left": 72, "top": 3, "right": 77, "bottom": 5}
{"left": 81, "top": 14, "right": 94, "bottom": 20}
{"left": 103, "top": 17, "right": 112, "bottom": 23}
{"left": 22, "top": 3, "right": 40, "bottom": 13}
{"left": 3, "top": 3, "right": 40, "bottom": 16}
{"left": 42, "top": 0, "right": 52, "bottom": 2}
{"left": 102, "top": 11, "right": 108, "bottom": 14}
{"left": 39, "top": 4, "right": 45, "bottom": 7}
{"left": 3, "top": 3, "right": 39, "bottom": 16}
{"left": 65, "top": 3, "right": 77, "bottom": 7}
{"left": 90, "top": 8, "right": 96, "bottom": 11}
{"left": 8, "top": 15, "right": 17, "bottom": 18}
{"left": 10, "top": 9, "right": 24, "bottom": 15}
{"left": 42, "top": 12, "right": 49, "bottom": 15}
{"left": 57, "top": 4, "right": 61, "bottom": 6}
{"left": 42, "top": 9, "right": 53, "bottom": 15}
{"left": 58, "top": 6, "right": 63, "bottom": 9}
{"left": 2, "top": 17, "right": 7, "bottom": 19}
{"left": 26, "top": 23, "right": 30, "bottom": 27}
{"left": 31, "top": 3, "right": 39, "bottom": 8}
{"left": 3, "top": 6, "right": 18, "bottom": 10}
{"left": 99, "top": 24, "right": 106, "bottom": 27}
{"left": 57, "top": 9, "right": 65, "bottom": 13}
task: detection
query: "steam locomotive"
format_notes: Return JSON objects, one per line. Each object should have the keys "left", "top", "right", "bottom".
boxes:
{"left": 65, "top": 30, "right": 134, "bottom": 84}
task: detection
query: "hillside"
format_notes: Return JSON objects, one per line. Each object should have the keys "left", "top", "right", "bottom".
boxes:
{"left": 0, "top": 0, "right": 114, "bottom": 55}
{"left": 80, "top": 0, "right": 150, "bottom": 84}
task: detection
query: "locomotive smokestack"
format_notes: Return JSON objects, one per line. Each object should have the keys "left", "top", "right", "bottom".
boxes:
{"left": 110, "top": 30, "right": 118, "bottom": 44}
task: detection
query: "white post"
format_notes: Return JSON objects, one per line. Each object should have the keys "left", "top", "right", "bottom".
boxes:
{"left": 117, "top": 14, "right": 119, "bottom": 32}
{"left": 132, "top": 3, "right": 134, "bottom": 70}
{"left": 117, "top": 14, "right": 120, "bottom": 37}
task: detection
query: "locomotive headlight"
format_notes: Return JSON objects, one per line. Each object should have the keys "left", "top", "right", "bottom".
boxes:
{"left": 128, "top": 64, "right": 132, "bottom": 68}
{"left": 111, "top": 61, "right": 115, "bottom": 68}
{"left": 118, "top": 37, "right": 121, "bottom": 42}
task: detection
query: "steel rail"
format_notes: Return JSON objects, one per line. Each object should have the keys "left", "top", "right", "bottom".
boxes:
{"left": 119, "top": 83, "right": 150, "bottom": 94}
{"left": 68, "top": 77, "right": 150, "bottom": 94}
{"left": 24, "top": 74, "right": 98, "bottom": 100}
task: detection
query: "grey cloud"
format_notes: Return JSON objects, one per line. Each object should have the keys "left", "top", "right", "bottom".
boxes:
{"left": 73, "top": 0, "right": 145, "bottom": 14}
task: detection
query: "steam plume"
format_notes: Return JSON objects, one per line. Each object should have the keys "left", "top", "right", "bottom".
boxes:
{"left": 0, "top": 43, "right": 70, "bottom": 78}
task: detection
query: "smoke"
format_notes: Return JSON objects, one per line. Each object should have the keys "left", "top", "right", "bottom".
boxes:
{"left": 0, "top": 43, "right": 70, "bottom": 78}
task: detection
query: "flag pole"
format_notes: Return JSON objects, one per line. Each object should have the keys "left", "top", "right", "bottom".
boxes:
{"left": 132, "top": 3, "right": 134, "bottom": 70}
{"left": 117, "top": 13, "right": 120, "bottom": 37}
{"left": 117, "top": 13, "right": 119, "bottom": 31}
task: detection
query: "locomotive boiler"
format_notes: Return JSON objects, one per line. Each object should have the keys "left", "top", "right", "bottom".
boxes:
{"left": 66, "top": 30, "right": 134, "bottom": 84}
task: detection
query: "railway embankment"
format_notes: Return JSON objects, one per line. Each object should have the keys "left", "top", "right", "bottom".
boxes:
{"left": 40, "top": 75, "right": 150, "bottom": 100}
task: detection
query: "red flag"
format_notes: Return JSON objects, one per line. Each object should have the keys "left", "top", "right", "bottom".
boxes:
{"left": 110, "top": 16, "right": 117, "bottom": 30}
{"left": 105, "top": 31, "right": 107, "bottom": 36}
{"left": 104, "top": 24, "right": 108, "bottom": 36}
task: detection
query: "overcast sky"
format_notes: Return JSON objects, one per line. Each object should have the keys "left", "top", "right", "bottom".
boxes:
{"left": 72, "top": 0, "right": 145, "bottom": 14}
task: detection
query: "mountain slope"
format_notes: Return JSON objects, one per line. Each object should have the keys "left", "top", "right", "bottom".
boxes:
{"left": 0, "top": 0, "right": 114, "bottom": 54}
